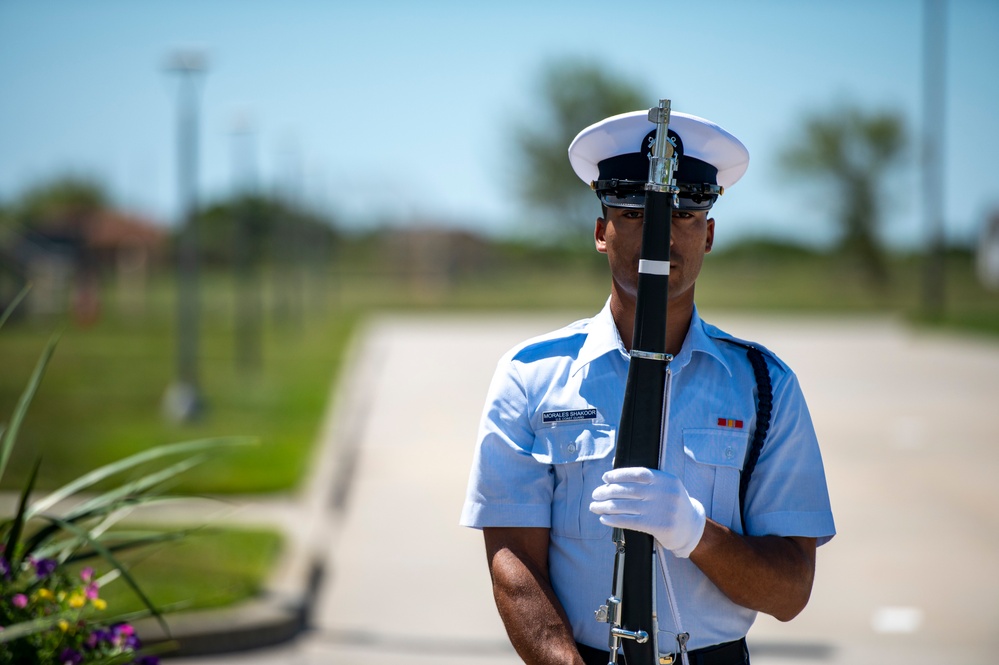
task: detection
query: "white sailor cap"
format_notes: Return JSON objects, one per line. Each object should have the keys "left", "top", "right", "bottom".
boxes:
{"left": 568, "top": 110, "right": 749, "bottom": 210}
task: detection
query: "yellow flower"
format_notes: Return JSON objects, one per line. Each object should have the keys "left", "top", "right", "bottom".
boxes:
{"left": 68, "top": 593, "right": 85, "bottom": 609}
{"left": 58, "top": 620, "right": 70, "bottom": 632}
{"left": 36, "top": 588, "right": 54, "bottom": 601}
{"left": 92, "top": 598, "right": 107, "bottom": 611}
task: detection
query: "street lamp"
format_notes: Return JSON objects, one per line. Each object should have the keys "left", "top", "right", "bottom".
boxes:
{"left": 163, "top": 50, "right": 207, "bottom": 422}
{"left": 922, "top": 0, "right": 947, "bottom": 318}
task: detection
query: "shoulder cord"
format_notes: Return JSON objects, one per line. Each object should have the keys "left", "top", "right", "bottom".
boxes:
{"left": 738, "top": 346, "right": 773, "bottom": 534}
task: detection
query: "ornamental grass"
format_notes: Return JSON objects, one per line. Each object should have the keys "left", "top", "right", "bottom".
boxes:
{"left": 0, "top": 287, "right": 249, "bottom": 664}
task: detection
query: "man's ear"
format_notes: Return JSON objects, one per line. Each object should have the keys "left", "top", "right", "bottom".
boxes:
{"left": 705, "top": 217, "right": 715, "bottom": 254}
{"left": 595, "top": 216, "right": 608, "bottom": 254}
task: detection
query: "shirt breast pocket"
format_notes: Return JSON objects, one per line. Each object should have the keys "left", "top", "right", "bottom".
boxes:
{"left": 532, "top": 423, "right": 615, "bottom": 539}
{"left": 682, "top": 429, "right": 750, "bottom": 533}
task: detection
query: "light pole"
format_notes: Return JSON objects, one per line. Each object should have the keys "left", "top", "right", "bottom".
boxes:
{"left": 163, "top": 50, "right": 207, "bottom": 422}
{"left": 230, "top": 113, "right": 263, "bottom": 373}
{"left": 922, "top": 0, "right": 947, "bottom": 319}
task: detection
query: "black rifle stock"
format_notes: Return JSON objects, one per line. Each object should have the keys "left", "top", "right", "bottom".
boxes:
{"left": 595, "top": 99, "right": 679, "bottom": 665}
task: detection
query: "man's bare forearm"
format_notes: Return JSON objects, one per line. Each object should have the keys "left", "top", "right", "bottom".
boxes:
{"left": 690, "top": 520, "right": 816, "bottom": 621}
{"left": 485, "top": 527, "right": 585, "bottom": 665}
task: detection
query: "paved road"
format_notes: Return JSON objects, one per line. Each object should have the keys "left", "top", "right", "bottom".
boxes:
{"left": 176, "top": 311, "right": 999, "bottom": 664}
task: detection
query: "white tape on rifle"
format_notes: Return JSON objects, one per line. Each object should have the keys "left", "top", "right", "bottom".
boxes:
{"left": 639, "top": 259, "right": 670, "bottom": 275}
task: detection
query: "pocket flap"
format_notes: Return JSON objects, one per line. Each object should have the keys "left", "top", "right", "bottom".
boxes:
{"left": 682, "top": 429, "right": 750, "bottom": 469}
{"left": 532, "top": 425, "right": 615, "bottom": 465}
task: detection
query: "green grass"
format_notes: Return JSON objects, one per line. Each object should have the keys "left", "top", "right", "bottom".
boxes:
{"left": 68, "top": 526, "right": 283, "bottom": 616}
{"left": 1, "top": 282, "right": 356, "bottom": 493}
{"left": 700, "top": 244, "right": 999, "bottom": 331}
{"left": 327, "top": 237, "right": 998, "bottom": 331}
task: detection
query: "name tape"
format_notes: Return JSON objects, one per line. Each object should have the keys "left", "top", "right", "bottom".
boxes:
{"left": 542, "top": 408, "right": 598, "bottom": 424}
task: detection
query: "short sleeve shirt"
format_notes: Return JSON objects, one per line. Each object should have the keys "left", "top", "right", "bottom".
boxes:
{"left": 460, "top": 301, "right": 836, "bottom": 651}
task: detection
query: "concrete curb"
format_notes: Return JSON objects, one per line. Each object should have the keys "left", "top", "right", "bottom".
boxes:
{"left": 136, "top": 559, "right": 325, "bottom": 657}
{"left": 136, "top": 321, "right": 380, "bottom": 658}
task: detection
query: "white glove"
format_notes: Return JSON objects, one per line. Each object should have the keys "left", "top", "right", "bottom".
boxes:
{"left": 589, "top": 467, "right": 706, "bottom": 558}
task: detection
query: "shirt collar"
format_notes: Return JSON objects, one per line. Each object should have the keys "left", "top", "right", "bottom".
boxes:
{"left": 570, "top": 298, "right": 628, "bottom": 375}
{"left": 673, "top": 306, "right": 734, "bottom": 377}
{"left": 570, "top": 300, "right": 733, "bottom": 377}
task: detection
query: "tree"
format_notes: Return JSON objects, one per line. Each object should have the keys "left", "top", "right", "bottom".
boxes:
{"left": 14, "top": 177, "right": 108, "bottom": 231}
{"left": 780, "top": 106, "right": 907, "bottom": 286}
{"left": 197, "top": 193, "right": 337, "bottom": 268}
{"left": 513, "top": 60, "right": 648, "bottom": 239}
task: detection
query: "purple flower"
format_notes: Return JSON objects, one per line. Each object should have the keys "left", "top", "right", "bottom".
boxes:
{"left": 0, "top": 556, "right": 10, "bottom": 579}
{"left": 11, "top": 594, "right": 28, "bottom": 609}
{"left": 33, "top": 558, "right": 58, "bottom": 579}
{"left": 59, "top": 648, "right": 84, "bottom": 665}
{"left": 86, "top": 627, "right": 113, "bottom": 649}
{"left": 133, "top": 657, "right": 160, "bottom": 665}
{"left": 113, "top": 622, "right": 141, "bottom": 649}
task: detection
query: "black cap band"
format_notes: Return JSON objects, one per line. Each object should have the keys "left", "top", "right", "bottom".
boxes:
{"left": 593, "top": 128, "right": 720, "bottom": 210}
{"left": 592, "top": 180, "right": 722, "bottom": 211}
{"left": 595, "top": 131, "right": 719, "bottom": 186}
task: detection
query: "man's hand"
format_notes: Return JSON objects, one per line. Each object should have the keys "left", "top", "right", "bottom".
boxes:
{"left": 589, "top": 467, "right": 706, "bottom": 558}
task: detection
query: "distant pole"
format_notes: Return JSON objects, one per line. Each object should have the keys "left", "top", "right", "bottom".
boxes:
{"left": 230, "top": 114, "right": 263, "bottom": 373}
{"left": 275, "top": 138, "right": 304, "bottom": 333}
{"left": 922, "top": 0, "right": 947, "bottom": 318}
{"left": 163, "top": 50, "right": 207, "bottom": 422}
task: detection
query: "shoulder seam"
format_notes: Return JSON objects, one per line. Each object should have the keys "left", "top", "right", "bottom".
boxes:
{"left": 506, "top": 327, "right": 589, "bottom": 364}
{"left": 711, "top": 335, "right": 790, "bottom": 376}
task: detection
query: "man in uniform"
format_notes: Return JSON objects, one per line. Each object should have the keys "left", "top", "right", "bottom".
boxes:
{"left": 460, "top": 109, "right": 835, "bottom": 665}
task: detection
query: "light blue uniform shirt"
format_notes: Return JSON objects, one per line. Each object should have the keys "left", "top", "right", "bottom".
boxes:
{"left": 460, "top": 301, "right": 835, "bottom": 651}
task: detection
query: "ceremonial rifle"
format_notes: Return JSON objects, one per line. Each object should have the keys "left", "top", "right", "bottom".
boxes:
{"left": 595, "top": 99, "right": 681, "bottom": 665}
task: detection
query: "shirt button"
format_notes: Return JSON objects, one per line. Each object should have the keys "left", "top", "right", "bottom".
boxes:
{"left": 725, "top": 447, "right": 734, "bottom": 460}
{"left": 567, "top": 443, "right": 577, "bottom": 454}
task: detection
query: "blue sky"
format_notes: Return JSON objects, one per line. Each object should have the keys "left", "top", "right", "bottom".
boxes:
{"left": 1, "top": 0, "right": 997, "bottom": 250}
